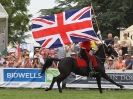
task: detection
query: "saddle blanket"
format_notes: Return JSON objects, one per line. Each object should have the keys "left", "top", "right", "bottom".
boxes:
{"left": 76, "top": 57, "right": 87, "bottom": 68}
{"left": 75, "top": 57, "right": 98, "bottom": 69}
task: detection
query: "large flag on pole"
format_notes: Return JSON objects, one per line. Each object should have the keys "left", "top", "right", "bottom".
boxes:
{"left": 32, "top": 6, "right": 99, "bottom": 48}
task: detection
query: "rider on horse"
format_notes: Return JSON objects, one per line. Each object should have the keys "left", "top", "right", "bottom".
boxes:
{"left": 80, "top": 40, "right": 98, "bottom": 76}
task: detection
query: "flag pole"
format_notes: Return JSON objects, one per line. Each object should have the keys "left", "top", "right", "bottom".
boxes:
{"left": 91, "top": 4, "right": 99, "bottom": 31}
{"left": 91, "top": 3, "right": 103, "bottom": 41}
{"left": 91, "top": 3, "right": 107, "bottom": 55}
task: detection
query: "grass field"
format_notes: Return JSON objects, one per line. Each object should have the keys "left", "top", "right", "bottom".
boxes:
{"left": 0, "top": 88, "right": 133, "bottom": 99}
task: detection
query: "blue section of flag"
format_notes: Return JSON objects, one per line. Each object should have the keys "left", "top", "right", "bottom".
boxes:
{"left": 39, "top": 15, "right": 55, "bottom": 22}
{"left": 32, "top": 24, "right": 43, "bottom": 29}
{"left": 65, "top": 9, "right": 79, "bottom": 20}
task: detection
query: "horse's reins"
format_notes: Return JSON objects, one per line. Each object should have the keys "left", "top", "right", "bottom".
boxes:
{"left": 91, "top": 4, "right": 107, "bottom": 57}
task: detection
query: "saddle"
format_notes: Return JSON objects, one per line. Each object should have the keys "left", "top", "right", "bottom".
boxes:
{"left": 75, "top": 57, "right": 88, "bottom": 68}
{"left": 75, "top": 56, "right": 99, "bottom": 69}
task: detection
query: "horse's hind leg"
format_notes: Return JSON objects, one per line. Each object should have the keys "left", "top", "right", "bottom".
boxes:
{"left": 102, "top": 73, "right": 124, "bottom": 89}
{"left": 96, "top": 76, "right": 102, "bottom": 93}
{"left": 56, "top": 74, "right": 69, "bottom": 93}
{"left": 45, "top": 74, "right": 69, "bottom": 93}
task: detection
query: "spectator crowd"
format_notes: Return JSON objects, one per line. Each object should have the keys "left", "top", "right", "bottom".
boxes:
{"left": 0, "top": 32, "right": 133, "bottom": 70}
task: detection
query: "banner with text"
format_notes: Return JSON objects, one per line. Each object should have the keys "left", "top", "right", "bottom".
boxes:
{"left": 0, "top": 68, "right": 59, "bottom": 88}
{"left": 66, "top": 70, "right": 133, "bottom": 89}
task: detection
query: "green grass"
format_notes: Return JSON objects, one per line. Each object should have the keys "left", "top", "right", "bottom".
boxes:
{"left": 0, "top": 88, "right": 133, "bottom": 99}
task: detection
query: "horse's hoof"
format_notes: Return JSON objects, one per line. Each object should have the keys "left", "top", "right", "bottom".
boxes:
{"left": 99, "top": 90, "right": 103, "bottom": 94}
{"left": 45, "top": 88, "right": 51, "bottom": 91}
{"left": 59, "top": 90, "right": 62, "bottom": 93}
{"left": 120, "top": 85, "right": 124, "bottom": 89}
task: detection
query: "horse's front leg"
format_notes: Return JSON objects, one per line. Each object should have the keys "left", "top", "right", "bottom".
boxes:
{"left": 96, "top": 75, "right": 102, "bottom": 93}
{"left": 45, "top": 76, "right": 57, "bottom": 91}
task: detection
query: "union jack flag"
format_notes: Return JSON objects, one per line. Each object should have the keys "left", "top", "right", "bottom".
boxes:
{"left": 32, "top": 6, "right": 99, "bottom": 48}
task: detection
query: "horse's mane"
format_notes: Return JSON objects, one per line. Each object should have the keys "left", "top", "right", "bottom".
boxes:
{"left": 41, "top": 58, "right": 61, "bottom": 75}
{"left": 95, "top": 44, "right": 106, "bottom": 55}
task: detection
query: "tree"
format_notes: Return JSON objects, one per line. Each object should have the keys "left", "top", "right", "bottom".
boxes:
{"left": 0, "top": 0, "right": 30, "bottom": 45}
{"left": 40, "top": 0, "right": 133, "bottom": 38}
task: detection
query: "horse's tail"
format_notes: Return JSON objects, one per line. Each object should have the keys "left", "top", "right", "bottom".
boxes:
{"left": 41, "top": 58, "right": 61, "bottom": 75}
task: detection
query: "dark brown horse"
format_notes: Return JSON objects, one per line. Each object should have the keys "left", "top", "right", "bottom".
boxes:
{"left": 41, "top": 44, "right": 124, "bottom": 93}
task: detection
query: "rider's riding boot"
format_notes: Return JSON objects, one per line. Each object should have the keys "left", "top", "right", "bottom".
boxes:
{"left": 88, "top": 62, "right": 98, "bottom": 77}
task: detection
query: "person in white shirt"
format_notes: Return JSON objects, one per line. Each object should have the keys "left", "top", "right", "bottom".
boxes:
{"left": 104, "top": 57, "right": 115, "bottom": 70}
{"left": 119, "top": 32, "right": 132, "bottom": 55}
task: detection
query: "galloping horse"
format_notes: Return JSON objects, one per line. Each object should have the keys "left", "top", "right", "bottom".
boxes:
{"left": 41, "top": 43, "right": 124, "bottom": 93}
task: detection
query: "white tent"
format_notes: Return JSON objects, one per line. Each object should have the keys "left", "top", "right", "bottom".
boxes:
{"left": 0, "top": 3, "right": 8, "bottom": 52}
{"left": 124, "top": 25, "right": 133, "bottom": 42}
{"left": 125, "top": 25, "right": 133, "bottom": 47}
{"left": 120, "top": 25, "right": 133, "bottom": 40}
{"left": 125, "top": 25, "right": 133, "bottom": 33}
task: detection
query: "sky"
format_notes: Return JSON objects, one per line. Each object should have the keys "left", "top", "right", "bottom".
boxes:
{"left": 25, "top": 0, "right": 56, "bottom": 44}
{"left": 28, "top": 0, "right": 56, "bottom": 17}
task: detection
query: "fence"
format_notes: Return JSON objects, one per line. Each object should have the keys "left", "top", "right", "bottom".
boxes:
{"left": 0, "top": 68, "right": 133, "bottom": 89}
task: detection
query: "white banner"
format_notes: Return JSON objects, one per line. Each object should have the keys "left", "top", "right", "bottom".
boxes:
{"left": 66, "top": 70, "right": 133, "bottom": 89}
{"left": 0, "top": 68, "right": 59, "bottom": 88}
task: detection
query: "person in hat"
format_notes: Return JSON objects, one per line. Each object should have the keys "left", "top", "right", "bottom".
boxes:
{"left": 123, "top": 54, "right": 132, "bottom": 70}
{"left": 119, "top": 32, "right": 132, "bottom": 55}
{"left": 104, "top": 57, "right": 115, "bottom": 69}
{"left": 114, "top": 56, "right": 125, "bottom": 70}
{"left": 79, "top": 40, "right": 98, "bottom": 76}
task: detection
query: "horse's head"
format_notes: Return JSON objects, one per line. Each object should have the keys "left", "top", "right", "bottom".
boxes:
{"left": 106, "top": 44, "right": 118, "bottom": 57}
{"left": 95, "top": 43, "right": 118, "bottom": 62}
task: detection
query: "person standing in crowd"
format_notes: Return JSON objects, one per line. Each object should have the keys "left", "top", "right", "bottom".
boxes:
{"left": 48, "top": 48, "right": 57, "bottom": 58}
{"left": 32, "top": 56, "right": 42, "bottom": 68}
{"left": 65, "top": 44, "right": 75, "bottom": 57}
{"left": 119, "top": 32, "right": 132, "bottom": 55}
{"left": 113, "top": 36, "right": 122, "bottom": 56}
{"left": 21, "top": 54, "right": 32, "bottom": 68}
{"left": 0, "top": 54, "right": 5, "bottom": 66}
{"left": 23, "top": 48, "right": 29, "bottom": 56}
{"left": 114, "top": 56, "right": 125, "bottom": 70}
{"left": 104, "top": 57, "right": 115, "bottom": 69}
{"left": 131, "top": 56, "right": 133, "bottom": 69}
{"left": 2, "top": 56, "right": 9, "bottom": 68}
{"left": 8, "top": 56, "right": 15, "bottom": 68}
{"left": 13, "top": 56, "right": 22, "bottom": 68}
{"left": 34, "top": 48, "right": 44, "bottom": 65}
{"left": 73, "top": 43, "right": 80, "bottom": 55}
{"left": 56, "top": 46, "right": 66, "bottom": 59}
{"left": 114, "top": 36, "right": 120, "bottom": 47}
{"left": 123, "top": 54, "right": 132, "bottom": 70}
{"left": 104, "top": 33, "right": 114, "bottom": 46}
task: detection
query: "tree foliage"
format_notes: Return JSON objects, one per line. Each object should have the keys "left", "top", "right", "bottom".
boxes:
{"left": 0, "top": 0, "right": 30, "bottom": 44}
{"left": 40, "top": 0, "right": 133, "bottom": 38}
